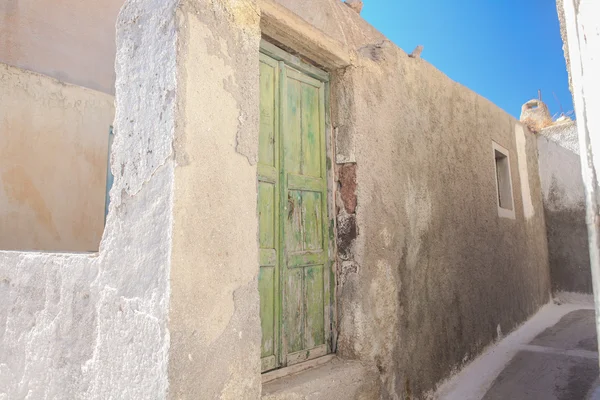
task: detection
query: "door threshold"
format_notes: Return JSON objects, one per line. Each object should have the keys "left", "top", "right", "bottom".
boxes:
{"left": 262, "top": 354, "right": 336, "bottom": 384}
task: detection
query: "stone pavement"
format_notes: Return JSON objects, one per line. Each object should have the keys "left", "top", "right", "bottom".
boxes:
{"left": 435, "top": 300, "right": 599, "bottom": 400}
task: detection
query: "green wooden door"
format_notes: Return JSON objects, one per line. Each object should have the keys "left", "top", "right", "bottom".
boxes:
{"left": 258, "top": 43, "right": 331, "bottom": 372}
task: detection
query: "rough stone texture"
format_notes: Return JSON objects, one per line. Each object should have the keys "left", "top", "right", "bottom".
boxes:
{"left": 0, "top": 63, "right": 113, "bottom": 252}
{"left": 167, "top": 0, "right": 262, "bottom": 398}
{"left": 0, "top": 0, "right": 124, "bottom": 94}
{"left": 540, "top": 119, "right": 579, "bottom": 155}
{"left": 191, "top": 0, "right": 549, "bottom": 398}
{"left": 538, "top": 136, "right": 591, "bottom": 293}
{"left": 274, "top": 0, "right": 384, "bottom": 50}
{"left": 520, "top": 99, "right": 553, "bottom": 133}
{"left": 337, "top": 212, "right": 358, "bottom": 262}
{"left": 262, "top": 358, "right": 380, "bottom": 399}
{"left": 0, "top": 0, "right": 177, "bottom": 397}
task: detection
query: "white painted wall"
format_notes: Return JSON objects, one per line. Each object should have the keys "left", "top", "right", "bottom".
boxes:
{"left": 558, "top": 0, "right": 600, "bottom": 301}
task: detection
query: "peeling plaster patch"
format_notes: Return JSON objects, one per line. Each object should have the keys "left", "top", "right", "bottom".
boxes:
{"left": 174, "top": 15, "right": 253, "bottom": 346}
{"left": 358, "top": 40, "right": 391, "bottom": 62}
{"left": 168, "top": 5, "right": 261, "bottom": 397}
{"left": 333, "top": 71, "right": 357, "bottom": 164}
{"left": 516, "top": 124, "right": 535, "bottom": 219}
{"left": 180, "top": 0, "right": 260, "bottom": 166}
{"left": 379, "top": 227, "right": 393, "bottom": 248}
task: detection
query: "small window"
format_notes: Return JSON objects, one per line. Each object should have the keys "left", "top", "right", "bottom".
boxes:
{"left": 493, "top": 142, "right": 515, "bottom": 219}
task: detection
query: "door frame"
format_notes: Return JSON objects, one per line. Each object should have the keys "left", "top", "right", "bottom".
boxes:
{"left": 259, "top": 38, "right": 337, "bottom": 372}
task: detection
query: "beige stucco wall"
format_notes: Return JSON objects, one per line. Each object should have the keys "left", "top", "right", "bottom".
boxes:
{"left": 0, "top": 0, "right": 123, "bottom": 94}
{"left": 168, "top": 1, "right": 263, "bottom": 398}
{"left": 0, "top": 62, "right": 113, "bottom": 252}
{"left": 336, "top": 52, "right": 550, "bottom": 398}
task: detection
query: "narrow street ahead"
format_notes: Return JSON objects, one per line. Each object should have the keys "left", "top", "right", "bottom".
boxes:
{"left": 436, "top": 299, "right": 599, "bottom": 400}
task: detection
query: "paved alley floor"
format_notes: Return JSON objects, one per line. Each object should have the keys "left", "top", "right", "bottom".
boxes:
{"left": 435, "top": 297, "right": 599, "bottom": 400}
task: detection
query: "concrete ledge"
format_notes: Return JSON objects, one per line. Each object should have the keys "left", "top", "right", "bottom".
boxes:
{"left": 259, "top": 0, "right": 352, "bottom": 70}
{"left": 261, "top": 357, "right": 381, "bottom": 400}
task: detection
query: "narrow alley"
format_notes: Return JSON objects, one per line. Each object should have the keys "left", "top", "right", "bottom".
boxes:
{"left": 437, "top": 297, "right": 599, "bottom": 400}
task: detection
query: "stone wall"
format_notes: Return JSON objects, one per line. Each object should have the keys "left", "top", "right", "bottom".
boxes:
{"left": 0, "top": 63, "right": 113, "bottom": 252}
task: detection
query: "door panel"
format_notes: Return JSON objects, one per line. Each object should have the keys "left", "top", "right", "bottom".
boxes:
{"left": 258, "top": 46, "right": 330, "bottom": 371}
{"left": 305, "top": 265, "right": 325, "bottom": 348}
{"left": 285, "top": 268, "right": 305, "bottom": 354}
{"left": 281, "top": 67, "right": 330, "bottom": 366}
{"left": 302, "top": 191, "right": 323, "bottom": 251}
{"left": 301, "top": 83, "right": 322, "bottom": 178}
{"left": 258, "top": 54, "right": 280, "bottom": 373}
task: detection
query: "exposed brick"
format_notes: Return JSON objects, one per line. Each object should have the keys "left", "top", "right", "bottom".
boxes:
{"left": 339, "top": 163, "right": 357, "bottom": 214}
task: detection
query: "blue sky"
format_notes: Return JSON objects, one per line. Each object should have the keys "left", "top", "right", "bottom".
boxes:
{"left": 361, "top": 0, "right": 573, "bottom": 119}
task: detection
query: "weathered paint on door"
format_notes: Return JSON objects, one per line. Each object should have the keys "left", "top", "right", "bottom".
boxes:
{"left": 258, "top": 43, "right": 331, "bottom": 372}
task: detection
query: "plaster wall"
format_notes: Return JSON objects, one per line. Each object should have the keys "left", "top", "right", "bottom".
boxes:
{"left": 538, "top": 135, "right": 590, "bottom": 293}
{"left": 0, "top": 63, "right": 113, "bottom": 252}
{"left": 0, "top": 0, "right": 177, "bottom": 397}
{"left": 556, "top": 0, "right": 600, "bottom": 316}
{"left": 167, "top": 1, "right": 262, "bottom": 398}
{"left": 334, "top": 49, "right": 550, "bottom": 398}
{"left": 267, "top": 1, "right": 551, "bottom": 398}
{"left": 0, "top": 0, "right": 124, "bottom": 94}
